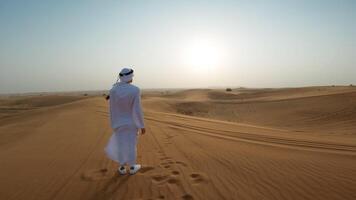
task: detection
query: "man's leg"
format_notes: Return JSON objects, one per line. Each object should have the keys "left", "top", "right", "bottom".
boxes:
{"left": 116, "top": 128, "right": 131, "bottom": 175}
{"left": 127, "top": 130, "right": 138, "bottom": 166}
{"left": 126, "top": 127, "right": 141, "bottom": 174}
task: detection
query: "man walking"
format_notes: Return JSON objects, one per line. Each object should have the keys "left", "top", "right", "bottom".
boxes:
{"left": 105, "top": 68, "right": 145, "bottom": 175}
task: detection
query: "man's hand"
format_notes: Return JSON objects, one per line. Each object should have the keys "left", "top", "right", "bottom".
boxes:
{"left": 140, "top": 128, "right": 146, "bottom": 135}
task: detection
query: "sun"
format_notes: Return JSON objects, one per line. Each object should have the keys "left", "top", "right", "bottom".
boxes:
{"left": 181, "top": 38, "right": 224, "bottom": 72}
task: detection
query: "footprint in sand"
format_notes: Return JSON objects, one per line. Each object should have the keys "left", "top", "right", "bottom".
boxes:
{"left": 189, "top": 173, "right": 208, "bottom": 184}
{"left": 81, "top": 168, "right": 114, "bottom": 181}
{"left": 167, "top": 177, "right": 180, "bottom": 185}
{"left": 151, "top": 174, "right": 169, "bottom": 184}
{"left": 160, "top": 157, "right": 174, "bottom": 169}
{"left": 162, "top": 165, "right": 171, "bottom": 169}
{"left": 151, "top": 173, "right": 181, "bottom": 186}
{"left": 171, "top": 170, "right": 180, "bottom": 176}
{"left": 182, "top": 193, "right": 194, "bottom": 200}
{"left": 175, "top": 161, "right": 188, "bottom": 167}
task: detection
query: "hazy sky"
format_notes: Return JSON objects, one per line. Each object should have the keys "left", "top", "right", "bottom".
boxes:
{"left": 0, "top": 0, "right": 355, "bottom": 93}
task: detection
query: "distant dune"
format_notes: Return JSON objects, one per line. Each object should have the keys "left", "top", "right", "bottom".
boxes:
{"left": 143, "top": 86, "right": 356, "bottom": 135}
{"left": 0, "top": 86, "right": 355, "bottom": 200}
{"left": 0, "top": 95, "right": 87, "bottom": 125}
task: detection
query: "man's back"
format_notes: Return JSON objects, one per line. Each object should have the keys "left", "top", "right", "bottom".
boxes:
{"left": 109, "top": 82, "right": 144, "bottom": 129}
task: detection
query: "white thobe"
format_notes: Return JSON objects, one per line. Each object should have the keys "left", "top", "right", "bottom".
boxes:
{"left": 105, "top": 82, "right": 145, "bottom": 165}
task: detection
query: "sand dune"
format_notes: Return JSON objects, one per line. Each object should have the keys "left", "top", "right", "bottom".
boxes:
{"left": 143, "top": 86, "right": 356, "bottom": 135}
{"left": 0, "top": 95, "right": 87, "bottom": 121}
{"left": 0, "top": 87, "right": 356, "bottom": 200}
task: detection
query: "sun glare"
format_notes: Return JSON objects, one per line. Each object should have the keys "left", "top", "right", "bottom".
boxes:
{"left": 181, "top": 38, "right": 224, "bottom": 72}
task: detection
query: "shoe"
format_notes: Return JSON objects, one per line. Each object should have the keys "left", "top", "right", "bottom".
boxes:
{"left": 129, "top": 164, "right": 141, "bottom": 175}
{"left": 118, "top": 166, "right": 127, "bottom": 175}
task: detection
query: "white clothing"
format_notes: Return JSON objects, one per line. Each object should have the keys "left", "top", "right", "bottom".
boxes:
{"left": 109, "top": 82, "right": 145, "bottom": 129}
{"left": 119, "top": 68, "right": 134, "bottom": 83}
{"left": 105, "top": 125, "right": 138, "bottom": 165}
{"left": 105, "top": 81, "right": 144, "bottom": 165}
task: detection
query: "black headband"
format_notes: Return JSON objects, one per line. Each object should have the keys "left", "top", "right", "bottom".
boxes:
{"left": 119, "top": 69, "right": 134, "bottom": 77}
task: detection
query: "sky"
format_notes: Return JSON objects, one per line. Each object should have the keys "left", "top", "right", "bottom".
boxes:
{"left": 0, "top": 0, "right": 355, "bottom": 93}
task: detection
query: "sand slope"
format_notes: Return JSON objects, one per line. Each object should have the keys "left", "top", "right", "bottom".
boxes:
{"left": 0, "top": 88, "right": 356, "bottom": 200}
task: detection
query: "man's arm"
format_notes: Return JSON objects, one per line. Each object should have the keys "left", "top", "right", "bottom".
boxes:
{"left": 132, "top": 89, "right": 145, "bottom": 134}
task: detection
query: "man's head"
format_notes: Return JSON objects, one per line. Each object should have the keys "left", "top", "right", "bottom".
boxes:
{"left": 119, "top": 68, "right": 134, "bottom": 83}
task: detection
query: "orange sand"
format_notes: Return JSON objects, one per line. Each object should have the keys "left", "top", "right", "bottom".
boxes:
{"left": 0, "top": 86, "right": 355, "bottom": 200}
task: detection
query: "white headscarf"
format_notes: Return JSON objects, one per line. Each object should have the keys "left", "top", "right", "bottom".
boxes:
{"left": 118, "top": 68, "right": 134, "bottom": 83}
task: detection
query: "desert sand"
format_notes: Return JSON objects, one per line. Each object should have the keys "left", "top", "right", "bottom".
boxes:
{"left": 0, "top": 86, "right": 356, "bottom": 200}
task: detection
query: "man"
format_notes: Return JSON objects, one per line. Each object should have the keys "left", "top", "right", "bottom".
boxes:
{"left": 105, "top": 68, "right": 146, "bottom": 175}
